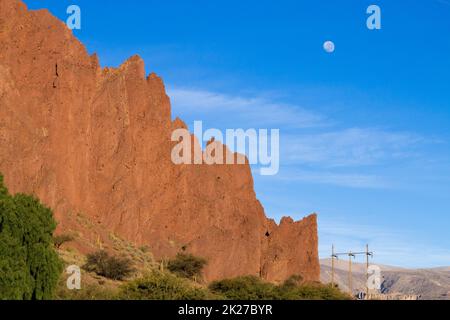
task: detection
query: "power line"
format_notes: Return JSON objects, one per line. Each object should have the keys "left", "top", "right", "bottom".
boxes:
{"left": 331, "top": 244, "right": 373, "bottom": 298}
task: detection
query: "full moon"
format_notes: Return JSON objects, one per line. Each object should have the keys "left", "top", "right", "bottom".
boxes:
{"left": 323, "top": 40, "right": 335, "bottom": 53}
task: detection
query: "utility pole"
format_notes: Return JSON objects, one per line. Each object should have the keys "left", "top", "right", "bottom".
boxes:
{"left": 366, "top": 244, "right": 369, "bottom": 297}
{"left": 365, "top": 244, "right": 373, "bottom": 298}
{"left": 348, "top": 252, "right": 355, "bottom": 295}
{"left": 332, "top": 246, "right": 373, "bottom": 298}
{"left": 331, "top": 244, "right": 335, "bottom": 287}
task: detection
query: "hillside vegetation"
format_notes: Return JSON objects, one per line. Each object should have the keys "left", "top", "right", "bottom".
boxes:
{"left": 0, "top": 173, "right": 348, "bottom": 300}
{"left": 0, "top": 174, "right": 62, "bottom": 300}
{"left": 56, "top": 249, "right": 350, "bottom": 300}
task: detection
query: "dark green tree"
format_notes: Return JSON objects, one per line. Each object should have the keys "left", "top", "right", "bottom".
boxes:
{"left": 0, "top": 174, "right": 63, "bottom": 300}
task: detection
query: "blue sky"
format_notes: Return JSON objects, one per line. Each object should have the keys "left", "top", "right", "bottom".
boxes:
{"left": 23, "top": 0, "right": 450, "bottom": 268}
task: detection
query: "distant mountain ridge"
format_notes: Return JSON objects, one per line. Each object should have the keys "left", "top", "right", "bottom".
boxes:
{"left": 320, "top": 259, "right": 450, "bottom": 300}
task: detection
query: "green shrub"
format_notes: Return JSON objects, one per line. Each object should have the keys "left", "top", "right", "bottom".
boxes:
{"left": 280, "top": 274, "right": 304, "bottom": 289}
{"left": 283, "top": 283, "right": 350, "bottom": 300}
{"left": 57, "top": 284, "right": 118, "bottom": 300}
{"left": 0, "top": 174, "right": 63, "bottom": 300}
{"left": 167, "top": 253, "right": 207, "bottom": 279}
{"left": 83, "top": 250, "right": 134, "bottom": 280}
{"left": 55, "top": 277, "right": 119, "bottom": 300}
{"left": 120, "top": 271, "right": 208, "bottom": 300}
{"left": 53, "top": 234, "right": 75, "bottom": 249}
{"left": 209, "top": 275, "right": 351, "bottom": 300}
{"left": 209, "top": 276, "right": 279, "bottom": 300}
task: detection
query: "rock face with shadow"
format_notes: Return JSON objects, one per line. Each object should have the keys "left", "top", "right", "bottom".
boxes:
{"left": 0, "top": 0, "right": 319, "bottom": 282}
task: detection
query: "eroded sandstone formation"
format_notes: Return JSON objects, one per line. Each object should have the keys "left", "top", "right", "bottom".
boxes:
{"left": 0, "top": 0, "right": 319, "bottom": 282}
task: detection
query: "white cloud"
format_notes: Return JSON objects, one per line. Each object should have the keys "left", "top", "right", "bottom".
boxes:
{"left": 283, "top": 128, "right": 424, "bottom": 167}
{"left": 168, "top": 86, "right": 433, "bottom": 190}
{"left": 318, "top": 218, "right": 450, "bottom": 268}
{"left": 167, "top": 86, "right": 450, "bottom": 267}
{"left": 272, "top": 168, "right": 388, "bottom": 189}
{"left": 168, "top": 87, "right": 325, "bottom": 129}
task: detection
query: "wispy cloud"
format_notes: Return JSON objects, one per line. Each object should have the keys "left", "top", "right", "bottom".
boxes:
{"left": 283, "top": 128, "right": 424, "bottom": 167}
{"left": 319, "top": 218, "right": 450, "bottom": 268}
{"left": 168, "top": 87, "right": 326, "bottom": 129}
{"left": 168, "top": 86, "right": 449, "bottom": 267}
{"left": 273, "top": 168, "right": 388, "bottom": 189}
{"left": 168, "top": 86, "right": 433, "bottom": 190}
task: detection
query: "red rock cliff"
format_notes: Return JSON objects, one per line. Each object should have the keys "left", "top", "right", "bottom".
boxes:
{"left": 0, "top": 0, "right": 319, "bottom": 282}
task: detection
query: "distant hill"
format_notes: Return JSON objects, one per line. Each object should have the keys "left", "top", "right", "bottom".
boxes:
{"left": 320, "top": 259, "right": 450, "bottom": 300}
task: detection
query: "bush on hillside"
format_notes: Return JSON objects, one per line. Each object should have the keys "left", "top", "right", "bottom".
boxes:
{"left": 280, "top": 275, "right": 304, "bottom": 289}
{"left": 167, "top": 253, "right": 207, "bottom": 280}
{"left": 209, "top": 276, "right": 279, "bottom": 300}
{"left": 209, "top": 275, "right": 351, "bottom": 300}
{"left": 0, "top": 174, "right": 63, "bottom": 300}
{"left": 53, "top": 233, "right": 75, "bottom": 249}
{"left": 119, "top": 271, "right": 209, "bottom": 300}
{"left": 55, "top": 277, "right": 119, "bottom": 300}
{"left": 83, "top": 250, "right": 134, "bottom": 280}
{"left": 277, "top": 282, "right": 350, "bottom": 300}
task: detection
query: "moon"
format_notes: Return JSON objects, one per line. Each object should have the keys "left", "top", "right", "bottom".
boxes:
{"left": 323, "top": 40, "right": 335, "bottom": 53}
